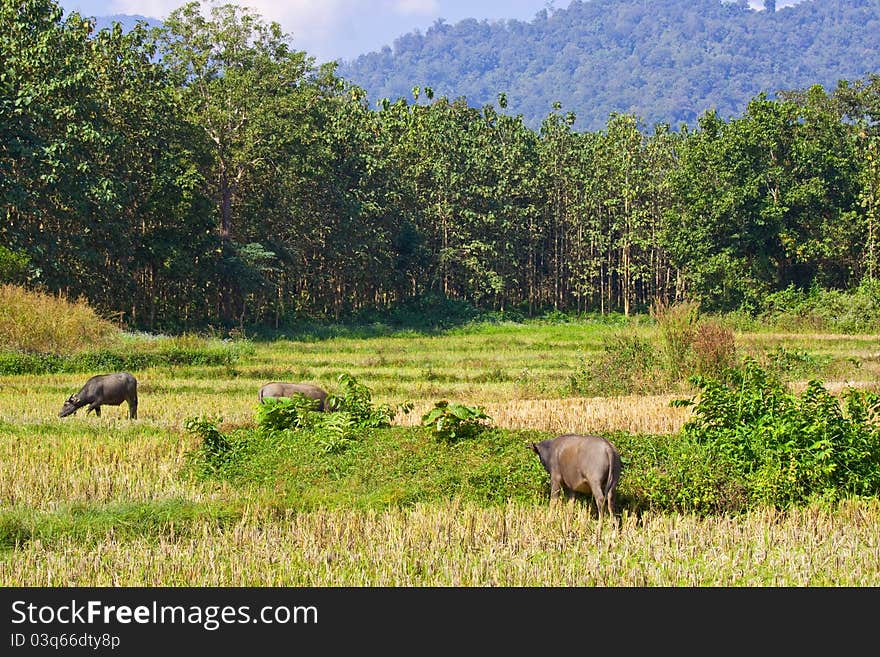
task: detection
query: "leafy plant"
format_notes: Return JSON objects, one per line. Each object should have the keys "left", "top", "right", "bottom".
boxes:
{"left": 325, "top": 372, "right": 400, "bottom": 428}
{"left": 184, "top": 416, "right": 236, "bottom": 474}
{"left": 255, "top": 396, "right": 321, "bottom": 433}
{"left": 317, "top": 414, "right": 358, "bottom": 454}
{"left": 675, "top": 359, "right": 880, "bottom": 507}
{"left": 421, "top": 401, "right": 493, "bottom": 443}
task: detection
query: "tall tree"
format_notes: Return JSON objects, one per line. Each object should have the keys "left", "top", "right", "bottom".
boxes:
{"left": 1, "top": 0, "right": 213, "bottom": 329}
{"left": 157, "top": 1, "right": 328, "bottom": 322}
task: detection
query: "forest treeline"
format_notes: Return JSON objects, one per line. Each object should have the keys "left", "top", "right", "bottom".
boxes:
{"left": 340, "top": 0, "right": 880, "bottom": 132}
{"left": 2, "top": 0, "right": 879, "bottom": 331}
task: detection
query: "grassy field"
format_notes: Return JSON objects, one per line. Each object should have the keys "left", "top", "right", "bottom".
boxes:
{"left": 1, "top": 319, "right": 879, "bottom": 586}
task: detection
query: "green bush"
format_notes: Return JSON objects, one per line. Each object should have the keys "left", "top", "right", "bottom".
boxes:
{"left": 0, "top": 247, "right": 30, "bottom": 284}
{"left": 184, "top": 416, "right": 238, "bottom": 475}
{"left": 569, "top": 333, "right": 665, "bottom": 396}
{"left": 421, "top": 400, "right": 493, "bottom": 443}
{"left": 612, "top": 431, "right": 748, "bottom": 514}
{"left": 325, "top": 372, "right": 400, "bottom": 428}
{"left": 675, "top": 359, "right": 880, "bottom": 507}
{"left": 751, "top": 280, "right": 880, "bottom": 334}
{"left": 255, "top": 396, "right": 322, "bottom": 433}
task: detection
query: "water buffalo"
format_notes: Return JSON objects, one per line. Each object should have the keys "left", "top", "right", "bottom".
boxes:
{"left": 258, "top": 382, "right": 328, "bottom": 411}
{"left": 530, "top": 433, "right": 621, "bottom": 521}
{"left": 59, "top": 372, "right": 138, "bottom": 419}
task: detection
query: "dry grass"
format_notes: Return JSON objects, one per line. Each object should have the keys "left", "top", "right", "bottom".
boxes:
{"left": 0, "top": 423, "right": 207, "bottom": 511}
{"left": 3, "top": 500, "right": 878, "bottom": 586}
{"left": 0, "top": 373, "right": 260, "bottom": 427}
{"left": 0, "top": 284, "right": 120, "bottom": 353}
{"left": 397, "top": 394, "right": 692, "bottom": 436}
{"left": 2, "top": 323, "right": 879, "bottom": 587}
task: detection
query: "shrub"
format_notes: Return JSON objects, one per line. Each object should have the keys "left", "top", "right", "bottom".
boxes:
{"left": 675, "top": 359, "right": 880, "bottom": 508}
{"left": 691, "top": 320, "right": 737, "bottom": 377}
{"left": 184, "top": 416, "right": 237, "bottom": 475}
{"left": 325, "top": 373, "right": 399, "bottom": 428}
{"left": 569, "top": 333, "right": 665, "bottom": 396}
{"left": 753, "top": 281, "right": 880, "bottom": 334}
{"left": 421, "top": 401, "right": 493, "bottom": 443}
{"left": 317, "top": 413, "right": 359, "bottom": 454}
{"left": 612, "top": 431, "right": 748, "bottom": 514}
{"left": 650, "top": 298, "right": 699, "bottom": 377}
{"left": 255, "top": 396, "right": 321, "bottom": 433}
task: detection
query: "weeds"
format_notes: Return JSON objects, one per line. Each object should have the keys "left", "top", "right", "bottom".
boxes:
{"left": 421, "top": 401, "right": 493, "bottom": 443}
{"left": 569, "top": 333, "right": 665, "bottom": 395}
{"left": 571, "top": 301, "right": 739, "bottom": 396}
{"left": 676, "top": 359, "right": 880, "bottom": 507}
{"left": 0, "top": 284, "right": 119, "bottom": 353}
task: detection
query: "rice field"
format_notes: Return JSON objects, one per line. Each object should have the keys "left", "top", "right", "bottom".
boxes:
{"left": 6, "top": 501, "right": 880, "bottom": 586}
{"left": 1, "top": 320, "right": 879, "bottom": 586}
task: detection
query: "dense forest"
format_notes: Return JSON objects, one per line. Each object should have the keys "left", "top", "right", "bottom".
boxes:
{"left": 1, "top": 0, "right": 879, "bottom": 331}
{"left": 340, "top": 0, "right": 880, "bottom": 132}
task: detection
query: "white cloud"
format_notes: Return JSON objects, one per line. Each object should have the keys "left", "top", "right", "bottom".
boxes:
{"left": 393, "top": 0, "right": 439, "bottom": 16}
{"left": 105, "top": 0, "right": 454, "bottom": 62}
{"left": 747, "top": 0, "right": 802, "bottom": 8}
{"left": 108, "top": 0, "right": 177, "bottom": 17}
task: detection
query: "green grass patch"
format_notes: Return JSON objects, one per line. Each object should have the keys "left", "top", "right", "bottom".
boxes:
{"left": 0, "top": 337, "right": 254, "bottom": 374}
{"left": 184, "top": 423, "right": 551, "bottom": 510}
{"left": 181, "top": 417, "right": 759, "bottom": 515}
{"left": 0, "top": 499, "right": 241, "bottom": 551}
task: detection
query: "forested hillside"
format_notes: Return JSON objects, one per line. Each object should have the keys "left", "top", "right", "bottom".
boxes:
{"left": 2, "top": 0, "right": 879, "bottom": 332}
{"left": 339, "top": 0, "right": 880, "bottom": 131}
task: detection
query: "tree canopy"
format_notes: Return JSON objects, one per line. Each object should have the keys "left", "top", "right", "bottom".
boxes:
{"left": 2, "top": 0, "right": 879, "bottom": 332}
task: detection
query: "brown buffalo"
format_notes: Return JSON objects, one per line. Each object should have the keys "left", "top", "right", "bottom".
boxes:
{"left": 258, "top": 382, "right": 328, "bottom": 411}
{"left": 530, "top": 433, "right": 621, "bottom": 521}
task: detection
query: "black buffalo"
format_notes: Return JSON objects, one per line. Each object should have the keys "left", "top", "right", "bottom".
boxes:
{"left": 59, "top": 372, "right": 138, "bottom": 419}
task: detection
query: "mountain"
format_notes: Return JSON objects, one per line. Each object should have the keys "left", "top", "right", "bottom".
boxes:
{"left": 337, "top": 0, "right": 880, "bottom": 131}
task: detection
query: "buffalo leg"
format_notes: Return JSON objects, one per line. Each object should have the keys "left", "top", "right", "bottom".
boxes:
{"left": 549, "top": 476, "right": 563, "bottom": 503}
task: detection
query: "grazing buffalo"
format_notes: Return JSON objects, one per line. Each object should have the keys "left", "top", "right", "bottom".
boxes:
{"left": 258, "top": 382, "right": 328, "bottom": 411}
{"left": 530, "top": 433, "right": 621, "bottom": 521}
{"left": 59, "top": 372, "right": 138, "bottom": 419}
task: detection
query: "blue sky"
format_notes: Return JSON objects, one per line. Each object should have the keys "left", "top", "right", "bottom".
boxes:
{"left": 60, "top": 0, "right": 805, "bottom": 65}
